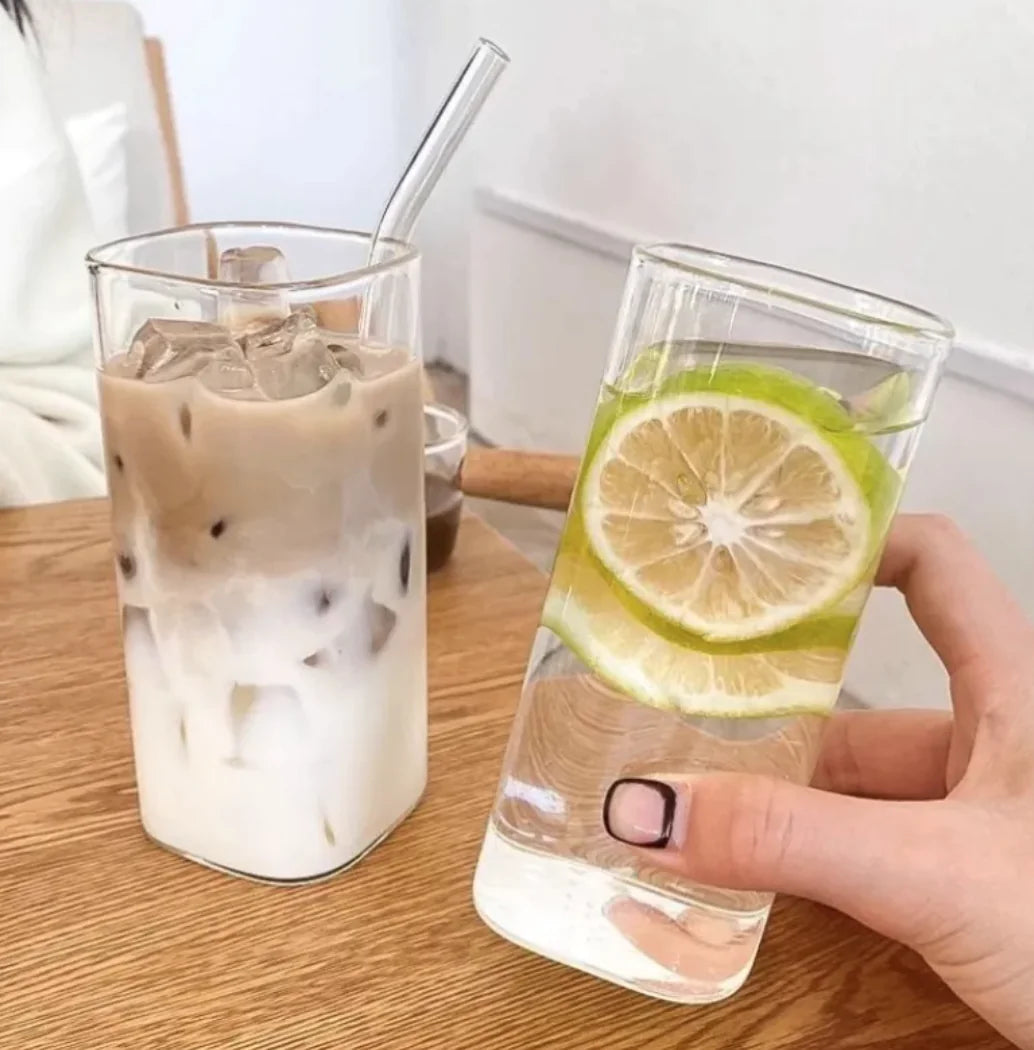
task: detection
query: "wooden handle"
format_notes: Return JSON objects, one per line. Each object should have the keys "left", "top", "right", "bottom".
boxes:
{"left": 460, "top": 448, "right": 579, "bottom": 511}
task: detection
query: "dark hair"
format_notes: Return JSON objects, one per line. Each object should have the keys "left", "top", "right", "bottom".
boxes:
{"left": 1, "top": 0, "right": 31, "bottom": 34}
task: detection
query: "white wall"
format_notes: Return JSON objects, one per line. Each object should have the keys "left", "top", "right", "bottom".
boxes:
{"left": 403, "top": 0, "right": 1034, "bottom": 711}
{"left": 405, "top": 0, "right": 1034, "bottom": 370}
{"left": 94, "top": 0, "right": 407, "bottom": 229}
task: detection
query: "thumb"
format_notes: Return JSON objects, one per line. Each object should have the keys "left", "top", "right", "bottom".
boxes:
{"left": 603, "top": 774, "right": 951, "bottom": 946}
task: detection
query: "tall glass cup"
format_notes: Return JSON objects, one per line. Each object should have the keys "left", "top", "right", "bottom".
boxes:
{"left": 88, "top": 224, "right": 425, "bottom": 883}
{"left": 473, "top": 244, "right": 952, "bottom": 1001}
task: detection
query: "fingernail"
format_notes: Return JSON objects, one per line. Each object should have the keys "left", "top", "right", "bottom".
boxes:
{"left": 602, "top": 777, "right": 677, "bottom": 849}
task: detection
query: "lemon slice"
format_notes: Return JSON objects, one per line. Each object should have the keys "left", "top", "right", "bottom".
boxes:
{"left": 543, "top": 548, "right": 849, "bottom": 717}
{"left": 582, "top": 390, "right": 872, "bottom": 641}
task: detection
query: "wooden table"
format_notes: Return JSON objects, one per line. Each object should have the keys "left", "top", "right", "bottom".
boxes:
{"left": 0, "top": 500, "right": 1007, "bottom": 1050}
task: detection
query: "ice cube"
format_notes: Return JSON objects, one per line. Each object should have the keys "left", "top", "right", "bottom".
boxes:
{"left": 150, "top": 600, "right": 235, "bottom": 690}
{"left": 356, "top": 345, "right": 410, "bottom": 380}
{"left": 122, "top": 605, "right": 169, "bottom": 696}
{"left": 197, "top": 349, "right": 261, "bottom": 399}
{"left": 326, "top": 341, "right": 365, "bottom": 377}
{"left": 217, "top": 245, "right": 290, "bottom": 331}
{"left": 366, "top": 591, "right": 396, "bottom": 655}
{"left": 240, "top": 306, "right": 318, "bottom": 358}
{"left": 234, "top": 685, "right": 309, "bottom": 769}
{"left": 218, "top": 245, "right": 290, "bottom": 285}
{"left": 230, "top": 683, "right": 258, "bottom": 732}
{"left": 181, "top": 309, "right": 343, "bottom": 399}
{"left": 227, "top": 682, "right": 258, "bottom": 766}
{"left": 120, "top": 319, "right": 239, "bottom": 381}
{"left": 214, "top": 571, "right": 362, "bottom": 684}
{"left": 250, "top": 335, "right": 339, "bottom": 399}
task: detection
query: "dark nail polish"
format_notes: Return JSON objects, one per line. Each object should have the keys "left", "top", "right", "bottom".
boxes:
{"left": 602, "top": 777, "right": 677, "bottom": 849}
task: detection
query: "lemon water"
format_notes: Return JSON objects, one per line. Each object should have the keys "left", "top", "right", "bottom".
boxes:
{"left": 474, "top": 345, "right": 920, "bottom": 1003}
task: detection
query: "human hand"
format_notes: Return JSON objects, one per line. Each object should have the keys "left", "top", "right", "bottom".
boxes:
{"left": 602, "top": 515, "right": 1034, "bottom": 1048}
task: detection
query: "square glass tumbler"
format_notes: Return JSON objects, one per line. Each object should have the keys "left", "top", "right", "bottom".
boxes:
{"left": 88, "top": 223, "right": 426, "bottom": 883}
{"left": 473, "top": 243, "right": 952, "bottom": 1001}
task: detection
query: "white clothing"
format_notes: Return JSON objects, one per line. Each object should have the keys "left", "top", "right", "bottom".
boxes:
{"left": 0, "top": 11, "right": 105, "bottom": 506}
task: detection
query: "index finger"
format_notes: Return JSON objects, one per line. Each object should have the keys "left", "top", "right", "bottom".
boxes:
{"left": 876, "top": 514, "right": 1034, "bottom": 684}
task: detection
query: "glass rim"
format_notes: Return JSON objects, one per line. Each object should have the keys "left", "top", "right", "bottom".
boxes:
{"left": 86, "top": 221, "right": 420, "bottom": 293}
{"left": 424, "top": 402, "right": 469, "bottom": 457}
{"left": 635, "top": 242, "right": 954, "bottom": 341}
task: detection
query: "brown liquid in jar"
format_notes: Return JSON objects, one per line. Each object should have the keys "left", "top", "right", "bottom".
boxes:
{"left": 425, "top": 472, "right": 462, "bottom": 572}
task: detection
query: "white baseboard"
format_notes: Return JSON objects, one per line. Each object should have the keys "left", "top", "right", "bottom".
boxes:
{"left": 475, "top": 185, "right": 1034, "bottom": 405}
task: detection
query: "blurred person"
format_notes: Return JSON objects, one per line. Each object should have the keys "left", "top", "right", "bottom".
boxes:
{"left": 0, "top": 0, "right": 105, "bottom": 506}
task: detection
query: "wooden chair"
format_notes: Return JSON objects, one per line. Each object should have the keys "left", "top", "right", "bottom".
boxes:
{"left": 144, "top": 39, "right": 188, "bottom": 227}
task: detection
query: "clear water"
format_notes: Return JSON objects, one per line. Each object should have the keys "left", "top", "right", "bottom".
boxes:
{"left": 473, "top": 345, "right": 923, "bottom": 1002}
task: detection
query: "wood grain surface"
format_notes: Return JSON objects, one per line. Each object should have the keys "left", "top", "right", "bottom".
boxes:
{"left": 0, "top": 500, "right": 1008, "bottom": 1050}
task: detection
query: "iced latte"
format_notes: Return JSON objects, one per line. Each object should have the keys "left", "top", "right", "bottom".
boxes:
{"left": 97, "top": 243, "right": 426, "bottom": 882}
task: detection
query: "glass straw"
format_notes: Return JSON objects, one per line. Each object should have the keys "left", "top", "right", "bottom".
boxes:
{"left": 359, "top": 38, "right": 508, "bottom": 343}
{"left": 367, "top": 38, "right": 509, "bottom": 265}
